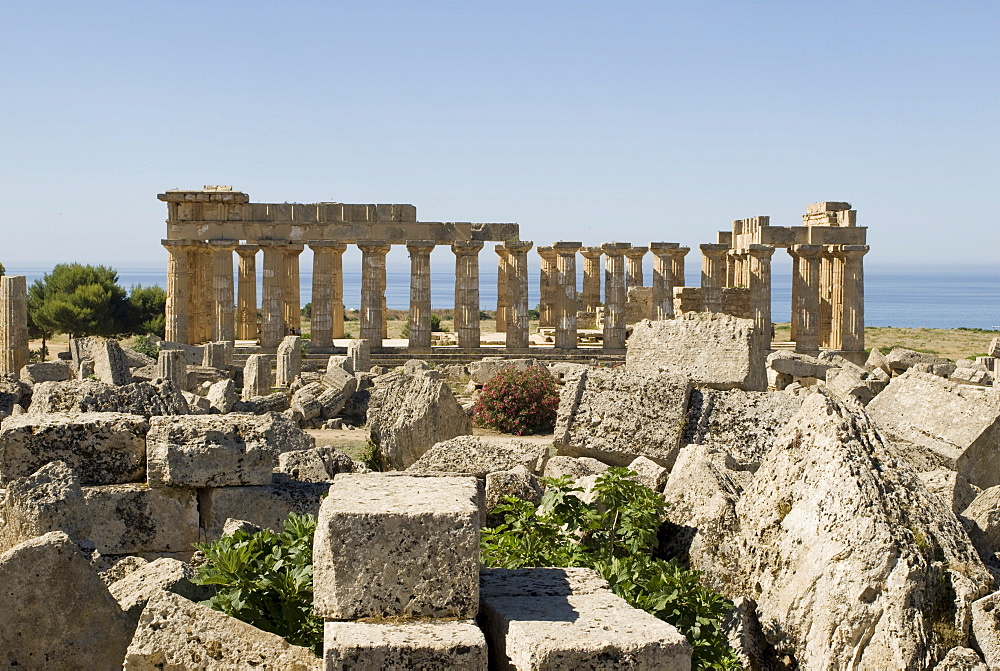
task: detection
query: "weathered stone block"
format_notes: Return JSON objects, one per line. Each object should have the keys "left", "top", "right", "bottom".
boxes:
{"left": 19, "top": 360, "right": 71, "bottom": 383}
{"left": 243, "top": 353, "right": 273, "bottom": 399}
{"left": 0, "top": 532, "right": 132, "bottom": 669}
{"left": 124, "top": 590, "right": 321, "bottom": 669}
{"left": 368, "top": 370, "right": 472, "bottom": 470}
{"left": 972, "top": 591, "right": 1000, "bottom": 670}
{"left": 84, "top": 483, "right": 199, "bottom": 554}
{"left": 918, "top": 468, "right": 980, "bottom": 515}
{"left": 408, "top": 435, "right": 549, "bottom": 477}
{"left": 627, "top": 313, "right": 766, "bottom": 391}
{"left": 28, "top": 378, "right": 189, "bottom": 416}
{"left": 868, "top": 370, "right": 1000, "bottom": 489}
{"left": 468, "top": 357, "right": 542, "bottom": 385}
{"left": 206, "top": 377, "right": 236, "bottom": 413}
{"left": 885, "top": 347, "right": 953, "bottom": 374}
{"left": 277, "top": 335, "right": 302, "bottom": 387}
{"left": 479, "top": 567, "right": 691, "bottom": 670}
{"left": 542, "top": 455, "right": 609, "bottom": 480}
{"left": 199, "top": 476, "right": 331, "bottom": 540}
{"left": 323, "top": 620, "right": 487, "bottom": 670}
{"left": 554, "top": 367, "right": 690, "bottom": 467}
{"left": 346, "top": 339, "right": 370, "bottom": 374}
{"left": 109, "top": 557, "right": 213, "bottom": 629}
{"left": 0, "top": 411, "right": 148, "bottom": 485}
{"left": 485, "top": 466, "right": 542, "bottom": 527}
{"left": 277, "top": 445, "right": 354, "bottom": 483}
{"left": 767, "top": 350, "right": 835, "bottom": 380}
{"left": 0, "top": 460, "right": 89, "bottom": 552}
{"left": 313, "top": 473, "right": 480, "bottom": 619}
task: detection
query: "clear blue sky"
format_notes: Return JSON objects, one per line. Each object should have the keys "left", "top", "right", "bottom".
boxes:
{"left": 1, "top": 1, "right": 997, "bottom": 269}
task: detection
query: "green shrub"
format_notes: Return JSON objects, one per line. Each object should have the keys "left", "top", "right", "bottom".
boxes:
{"left": 131, "top": 334, "right": 159, "bottom": 359}
{"left": 192, "top": 512, "right": 323, "bottom": 655}
{"left": 473, "top": 366, "right": 560, "bottom": 435}
{"left": 402, "top": 314, "right": 447, "bottom": 338}
{"left": 482, "top": 469, "right": 739, "bottom": 670}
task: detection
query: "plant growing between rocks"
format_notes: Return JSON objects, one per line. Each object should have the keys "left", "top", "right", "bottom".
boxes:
{"left": 473, "top": 366, "right": 560, "bottom": 435}
{"left": 481, "top": 468, "right": 739, "bottom": 670}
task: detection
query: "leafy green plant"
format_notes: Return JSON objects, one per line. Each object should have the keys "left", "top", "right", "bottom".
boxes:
{"left": 192, "top": 513, "right": 323, "bottom": 655}
{"left": 131, "top": 334, "right": 159, "bottom": 359}
{"left": 359, "top": 438, "right": 384, "bottom": 472}
{"left": 473, "top": 366, "right": 560, "bottom": 435}
{"left": 482, "top": 469, "right": 739, "bottom": 670}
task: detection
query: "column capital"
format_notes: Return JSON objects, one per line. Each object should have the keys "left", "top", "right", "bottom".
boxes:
{"left": 790, "top": 244, "right": 823, "bottom": 259}
{"left": 700, "top": 243, "right": 729, "bottom": 259}
{"left": 358, "top": 240, "right": 391, "bottom": 254}
{"left": 494, "top": 243, "right": 510, "bottom": 256}
{"left": 236, "top": 244, "right": 259, "bottom": 256}
{"left": 672, "top": 246, "right": 690, "bottom": 256}
{"left": 841, "top": 244, "right": 869, "bottom": 260}
{"left": 649, "top": 242, "right": 680, "bottom": 253}
{"left": 451, "top": 240, "right": 484, "bottom": 255}
{"left": 747, "top": 244, "right": 775, "bottom": 258}
{"left": 536, "top": 245, "right": 557, "bottom": 260}
{"left": 162, "top": 238, "right": 203, "bottom": 250}
{"left": 406, "top": 240, "right": 436, "bottom": 254}
{"left": 580, "top": 246, "right": 603, "bottom": 259}
{"left": 504, "top": 240, "right": 533, "bottom": 253}
{"left": 308, "top": 241, "right": 348, "bottom": 253}
{"left": 257, "top": 239, "right": 290, "bottom": 248}
{"left": 283, "top": 243, "right": 304, "bottom": 254}
{"left": 624, "top": 246, "right": 648, "bottom": 259}
{"left": 206, "top": 239, "right": 238, "bottom": 252}
{"left": 601, "top": 242, "right": 631, "bottom": 256}
{"left": 553, "top": 241, "right": 582, "bottom": 255}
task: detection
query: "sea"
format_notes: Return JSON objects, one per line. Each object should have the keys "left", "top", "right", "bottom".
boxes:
{"left": 7, "top": 261, "right": 999, "bottom": 331}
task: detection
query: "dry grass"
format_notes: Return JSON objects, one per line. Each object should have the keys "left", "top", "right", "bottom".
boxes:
{"left": 774, "top": 323, "right": 996, "bottom": 362}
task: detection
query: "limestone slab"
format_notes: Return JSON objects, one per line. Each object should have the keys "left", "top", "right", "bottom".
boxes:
{"left": 313, "top": 473, "right": 480, "bottom": 619}
{"left": 0, "top": 531, "right": 132, "bottom": 669}
{"left": 0, "top": 460, "right": 89, "bottom": 553}
{"left": 277, "top": 445, "right": 354, "bottom": 483}
{"left": 109, "top": 557, "right": 213, "bottom": 629}
{"left": 28, "top": 378, "right": 189, "bottom": 416}
{"left": 407, "top": 435, "right": 549, "bottom": 477}
{"left": 124, "top": 589, "right": 321, "bottom": 669}
{"left": 84, "top": 483, "right": 199, "bottom": 554}
{"left": 0, "top": 411, "right": 148, "bottom": 485}
{"left": 323, "top": 620, "right": 487, "bottom": 670}
{"left": 198, "top": 476, "right": 330, "bottom": 541}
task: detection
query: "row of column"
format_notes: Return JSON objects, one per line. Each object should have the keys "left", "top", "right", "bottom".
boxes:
{"left": 790, "top": 244, "right": 868, "bottom": 354}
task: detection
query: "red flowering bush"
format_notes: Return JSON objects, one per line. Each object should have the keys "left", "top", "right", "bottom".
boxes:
{"left": 473, "top": 366, "right": 560, "bottom": 435}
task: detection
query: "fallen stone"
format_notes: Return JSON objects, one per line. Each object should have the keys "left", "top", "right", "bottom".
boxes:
{"left": 0, "top": 374, "right": 28, "bottom": 414}
{"left": 952, "top": 366, "right": 993, "bottom": 386}
{"left": 407, "top": 435, "right": 549, "bottom": 477}
{"left": 824, "top": 366, "right": 887, "bottom": 405}
{"left": 627, "top": 455, "right": 669, "bottom": 491}
{"left": 972, "top": 591, "right": 1000, "bottom": 670}
{"left": 291, "top": 383, "right": 323, "bottom": 422}
{"left": 277, "top": 445, "right": 354, "bottom": 483}
{"left": 109, "top": 557, "right": 213, "bottom": 629}
{"left": 554, "top": 367, "right": 690, "bottom": 467}
{"left": 886, "top": 346, "right": 954, "bottom": 374}
{"left": 367, "top": 370, "right": 472, "bottom": 470}
{"left": 540, "top": 456, "right": 606, "bottom": 482}
{"left": 0, "top": 460, "right": 89, "bottom": 553}
{"left": 205, "top": 378, "right": 236, "bottom": 413}
{"left": 99, "top": 555, "right": 148, "bottom": 586}
{"left": 626, "top": 313, "right": 767, "bottom": 391}
{"left": 124, "top": 589, "right": 321, "bottom": 669}
{"left": 345, "top": 339, "right": 371, "bottom": 374}
{"left": 222, "top": 518, "right": 261, "bottom": 536}
{"left": 182, "top": 390, "right": 211, "bottom": 414}
{"left": 201, "top": 340, "right": 232, "bottom": 370}
{"left": 919, "top": 468, "right": 981, "bottom": 515}
{"left": 703, "top": 392, "right": 992, "bottom": 669}
{"left": 682, "top": 387, "right": 805, "bottom": 469}
{"left": 914, "top": 360, "right": 959, "bottom": 378}
{"left": 155, "top": 349, "right": 188, "bottom": 390}
{"left": 545, "top": 361, "right": 591, "bottom": 383}
{"left": 276, "top": 335, "right": 302, "bottom": 387}
{"left": 71, "top": 336, "right": 132, "bottom": 386}
{"left": 767, "top": 350, "right": 835, "bottom": 380}
{"left": 468, "top": 357, "right": 542, "bottom": 385}
{"left": 867, "top": 370, "right": 1000, "bottom": 488}
{"left": 960, "top": 486, "right": 1000, "bottom": 560}
{"left": 0, "top": 411, "right": 148, "bottom": 485}
{"left": 28, "top": 378, "right": 189, "bottom": 416}
{"left": 479, "top": 566, "right": 691, "bottom": 670}
{"left": 485, "top": 466, "right": 543, "bottom": 527}
{"left": 243, "top": 353, "right": 273, "bottom": 399}
{"left": 234, "top": 390, "right": 291, "bottom": 414}
{"left": 0, "top": 531, "right": 132, "bottom": 668}
{"left": 19, "top": 360, "right": 71, "bottom": 383}
{"left": 313, "top": 473, "right": 480, "bottom": 619}
{"left": 199, "top": 476, "right": 330, "bottom": 541}
{"left": 934, "top": 646, "right": 987, "bottom": 671}
{"left": 323, "top": 620, "right": 487, "bottom": 670}
{"left": 84, "top": 483, "right": 199, "bottom": 554}
{"left": 865, "top": 347, "right": 893, "bottom": 376}
{"left": 146, "top": 414, "right": 296, "bottom": 487}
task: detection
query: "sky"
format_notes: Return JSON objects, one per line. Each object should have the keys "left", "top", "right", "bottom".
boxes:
{"left": 1, "top": 1, "right": 997, "bottom": 271}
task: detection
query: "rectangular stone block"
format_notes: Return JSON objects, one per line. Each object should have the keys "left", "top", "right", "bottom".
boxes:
{"left": 146, "top": 415, "right": 281, "bottom": 487}
{"left": 479, "top": 567, "right": 691, "bottom": 670}
{"left": 198, "top": 476, "right": 330, "bottom": 541}
{"left": 313, "top": 473, "right": 480, "bottom": 619}
{"left": 84, "top": 483, "right": 199, "bottom": 554}
{"left": 626, "top": 312, "right": 767, "bottom": 391}
{"left": 323, "top": 620, "right": 486, "bottom": 670}
{"left": 0, "top": 412, "right": 148, "bottom": 486}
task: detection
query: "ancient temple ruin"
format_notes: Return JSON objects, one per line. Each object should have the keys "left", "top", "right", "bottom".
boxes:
{"left": 159, "top": 188, "right": 867, "bottom": 361}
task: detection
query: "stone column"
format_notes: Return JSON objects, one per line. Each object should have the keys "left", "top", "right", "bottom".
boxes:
{"left": 505, "top": 241, "right": 533, "bottom": 351}
{"left": 163, "top": 240, "right": 193, "bottom": 344}
{"left": 283, "top": 245, "right": 303, "bottom": 335}
{"left": 406, "top": 241, "right": 435, "bottom": 352}
{"left": 841, "top": 245, "right": 869, "bottom": 354}
{"left": 537, "top": 246, "right": 558, "bottom": 328}
{"left": 494, "top": 245, "right": 510, "bottom": 333}
{"left": 329, "top": 244, "right": 347, "bottom": 340}
{"left": 791, "top": 244, "right": 822, "bottom": 354}
{"left": 747, "top": 245, "right": 775, "bottom": 347}
{"left": 309, "top": 243, "right": 334, "bottom": 348}
{"left": 359, "top": 241, "right": 390, "bottom": 347}
{"left": 453, "top": 241, "right": 484, "bottom": 349}
{"left": 0, "top": 275, "right": 28, "bottom": 378}
{"left": 580, "top": 247, "right": 603, "bottom": 312}
{"left": 602, "top": 243, "right": 630, "bottom": 351}
{"left": 243, "top": 353, "right": 273, "bottom": 399}
{"left": 671, "top": 246, "right": 689, "bottom": 287}
{"left": 649, "top": 242, "right": 678, "bottom": 321}
{"left": 789, "top": 251, "right": 800, "bottom": 342}
{"left": 208, "top": 240, "right": 237, "bottom": 342}
{"left": 554, "top": 242, "right": 581, "bottom": 350}
{"left": 260, "top": 241, "right": 286, "bottom": 348}
{"left": 700, "top": 244, "right": 729, "bottom": 313}
{"left": 824, "top": 246, "right": 845, "bottom": 351}
{"left": 726, "top": 251, "right": 738, "bottom": 288}
{"left": 235, "top": 245, "right": 258, "bottom": 341}
{"left": 155, "top": 349, "right": 187, "bottom": 390}
{"left": 190, "top": 244, "right": 213, "bottom": 344}
{"left": 625, "top": 246, "right": 647, "bottom": 291}
{"left": 276, "top": 335, "right": 301, "bottom": 387}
